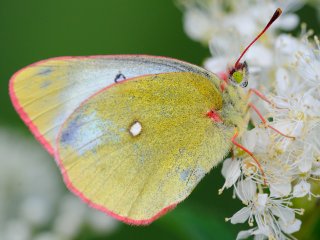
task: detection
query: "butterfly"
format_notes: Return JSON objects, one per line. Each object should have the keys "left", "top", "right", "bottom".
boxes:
{"left": 9, "top": 9, "right": 282, "bottom": 225}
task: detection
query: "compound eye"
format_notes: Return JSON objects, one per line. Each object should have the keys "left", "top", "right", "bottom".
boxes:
{"left": 232, "top": 71, "right": 244, "bottom": 84}
{"left": 229, "top": 61, "right": 249, "bottom": 88}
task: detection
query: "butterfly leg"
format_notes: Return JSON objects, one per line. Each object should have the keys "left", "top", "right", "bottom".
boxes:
{"left": 247, "top": 88, "right": 286, "bottom": 109}
{"left": 231, "top": 130, "right": 267, "bottom": 185}
{"left": 248, "top": 102, "right": 295, "bottom": 139}
{"left": 247, "top": 88, "right": 272, "bottom": 104}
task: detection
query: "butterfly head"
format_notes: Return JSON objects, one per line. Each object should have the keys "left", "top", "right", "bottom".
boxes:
{"left": 228, "top": 61, "right": 248, "bottom": 88}
{"left": 224, "top": 8, "right": 282, "bottom": 89}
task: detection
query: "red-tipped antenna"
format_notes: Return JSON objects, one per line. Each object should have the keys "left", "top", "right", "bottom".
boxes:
{"left": 234, "top": 8, "right": 282, "bottom": 68}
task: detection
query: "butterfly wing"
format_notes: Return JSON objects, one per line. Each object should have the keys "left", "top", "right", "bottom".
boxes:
{"left": 56, "top": 72, "right": 234, "bottom": 224}
{"left": 9, "top": 55, "right": 213, "bottom": 155}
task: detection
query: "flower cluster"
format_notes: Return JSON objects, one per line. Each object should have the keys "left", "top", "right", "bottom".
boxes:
{"left": 180, "top": 0, "right": 319, "bottom": 239}
{"left": 0, "top": 128, "right": 118, "bottom": 240}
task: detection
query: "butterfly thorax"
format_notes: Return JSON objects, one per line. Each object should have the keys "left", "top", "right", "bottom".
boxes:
{"left": 205, "top": 72, "right": 249, "bottom": 136}
{"left": 220, "top": 83, "right": 249, "bottom": 136}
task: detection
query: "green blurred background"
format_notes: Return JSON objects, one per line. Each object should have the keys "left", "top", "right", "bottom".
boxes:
{"left": 0, "top": 1, "right": 319, "bottom": 239}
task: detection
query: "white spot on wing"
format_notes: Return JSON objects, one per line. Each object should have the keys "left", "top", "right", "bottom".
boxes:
{"left": 129, "top": 121, "right": 142, "bottom": 137}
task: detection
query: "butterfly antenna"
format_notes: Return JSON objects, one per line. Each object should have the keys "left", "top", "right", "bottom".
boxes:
{"left": 234, "top": 8, "right": 282, "bottom": 68}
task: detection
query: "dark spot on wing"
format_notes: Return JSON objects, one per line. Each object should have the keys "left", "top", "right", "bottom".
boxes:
{"left": 37, "top": 67, "right": 52, "bottom": 76}
{"left": 60, "top": 115, "right": 81, "bottom": 145}
{"left": 114, "top": 72, "right": 126, "bottom": 83}
{"left": 180, "top": 169, "right": 191, "bottom": 181}
{"left": 40, "top": 80, "right": 52, "bottom": 89}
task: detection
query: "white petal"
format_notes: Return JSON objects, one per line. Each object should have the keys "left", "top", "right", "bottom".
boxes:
{"left": 3, "top": 219, "right": 31, "bottom": 240}
{"left": 224, "top": 14, "right": 256, "bottom": 37}
{"left": 253, "top": 234, "right": 268, "bottom": 240}
{"left": 311, "top": 167, "right": 320, "bottom": 176}
{"left": 279, "top": 218, "right": 302, "bottom": 234}
{"left": 271, "top": 205, "right": 295, "bottom": 223}
{"left": 303, "top": 94, "right": 320, "bottom": 117}
{"left": 236, "top": 178, "right": 257, "bottom": 203}
{"left": 296, "top": 48, "right": 320, "bottom": 87}
{"left": 277, "top": 14, "right": 299, "bottom": 30}
{"left": 276, "top": 34, "right": 299, "bottom": 55}
{"left": 53, "top": 194, "right": 87, "bottom": 238}
{"left": 236, "top": 229, "right": 255, "bottom": 240}
{"left": 231, "top": 207, "right": 251, "bottom": 224}
{"left": 275, "top": 68, "right": 290, "bottom": 96}
{"left": 291, "top": 121, "right": 304, "bottom": 138}
{"left": 298, "top": 146, "right": 313, "bottom": 172}
{"left": 20, "top": 196, "right": 51, "bottom": 227}
{"left": 242, "top": 129, "right": 269, "bottom": 153}
{"left": 298, "top": 161, "right": 312, "bottom": 174}
{"left": 253, "top": 227, "right": 270, "bottom": 239}
{"left": 204, "top": 57, "right": 228, "bottom": 74}
{"left": 208, "top": 29, "right": 242, "bottom": 58}
{"left": 241, "top": 131, "right": 257, "bottom": 152}
{"left": 293, "top": 180, "right": 311, "bottom": 198}
{"left": 272, "top": 95, "right": 290, "bottom": 109}
{"left": 256, "top": 194, "right": 268, "bottom": 208}
{"left": 87, "top": 210, "right": 119, "bottom": 234}
{"left": 246, "top": 44, "right": 273, "bottom": 67}
{"left": 254, "top": 194, "right": 268, "bottom": 213}
{"left": 183, "top": 9, "right": 212, "bottom": 42}
{"left": 279, "top": 0, "right": 305, "bottom": 12}
{"left": 221, "top": 158, "right": 232, "bottom": 178}
{"left": 221, "top": 158, "right": 241, "bottom": 188}
{"left": 270, "top": 182, "right": 292, "bottom": 198}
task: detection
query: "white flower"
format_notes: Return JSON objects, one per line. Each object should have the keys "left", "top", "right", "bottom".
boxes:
{"left": 0, "top": 128, "right": 118, "bottom": 239}
{"left": 180, "top": 1, "right": 320, "bottom": 238}
{"left": 2, "top": 219, "right": 31, "bottom": 240}
{"left": 267, "top": 85, "right": 320, "bottom": 174}
{"left": 181, "top": 0, "right": 303, "bottom": 92}
{"left": 274, "top": 67, "right": 301, "bottom": 96}
{"left": 20, "top": 196, "right": 52, "bottom": 227}
{"left": 0, "top": 128, "right": 61, "bottom": 235}
{"left": 180, "top": 0, "right": 303, "bottom": 43}
{"left": 228, "top": 179, "right": 300, "bottom": 239}
{"left": 183, "top": 7, "right": 214, "bottom": 42}
{"left": 267, "top": 90, "right": 320, "bottom": 138}
{"left": 295, "top": 35, "right": 320, "bottom": 88}
{"left": 53, "top": 194, "right": 87, "bottom": 238}
{"left": 87, "top": 210, "right": 119, "bottom": 234}
{"left": 275, "top": 34, "right": 308, "bottom": 69}
{"left": 230, "top": 183, "right": 302, "bottom": 239}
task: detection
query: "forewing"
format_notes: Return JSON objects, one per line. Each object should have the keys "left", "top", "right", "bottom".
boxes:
{"left": 56, "top": 72, "right": 233, "bottom": 224}
{"left": 9, "top": 55, "right": 214, "bottom": 155}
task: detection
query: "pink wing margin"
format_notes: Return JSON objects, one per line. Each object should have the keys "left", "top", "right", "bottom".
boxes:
{"left": 9, "top": 59, "right": 56, "bottom": 155}
{"left": 58, "top": 159, "right": 178, "bottom": 225}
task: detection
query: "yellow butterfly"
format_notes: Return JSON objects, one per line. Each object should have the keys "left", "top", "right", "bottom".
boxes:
{"left": 9, "top": 9, "right": 283, "bottom": 225}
